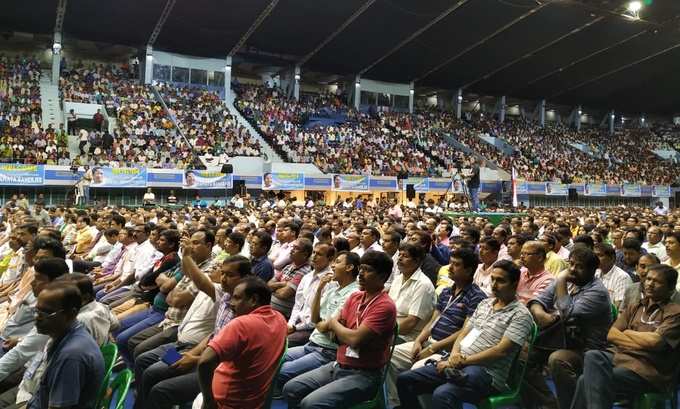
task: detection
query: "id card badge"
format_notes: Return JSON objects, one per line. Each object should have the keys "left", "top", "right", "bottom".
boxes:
{"left": 345, "top": 346, "right": 360, "bottom": 358}
{"left": 460, "top": 327, "right": 481, "bottom": 349}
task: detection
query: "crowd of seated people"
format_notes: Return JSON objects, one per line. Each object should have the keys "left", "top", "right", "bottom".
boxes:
{"left": 0, "top": 190, "right": 678, "bottom": 409}
{"left": 235, "top": 84, "right": 462, "bottom": 177}
{"left": 59, "top": 62, "right": 136, "bottom": 108}
{"left": 0, "top": 55, "right": 72, "bottom": 165}
{"left": 156, "top": 83, "right": 262, "bottom": 158}
{"left": 446, "top": 114, "right": 679, "bottom": 185}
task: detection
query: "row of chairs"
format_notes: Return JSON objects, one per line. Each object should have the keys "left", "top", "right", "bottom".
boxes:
{"left": 96, "top": 343, "right": 133, "bottom": 409}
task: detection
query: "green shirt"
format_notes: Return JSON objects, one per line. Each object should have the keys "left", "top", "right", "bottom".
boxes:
{"left": 308, "top": 281, "right": 359, "bottom": 350}
{"left": 153, "top": 267, "right": 184, "bottom": 311}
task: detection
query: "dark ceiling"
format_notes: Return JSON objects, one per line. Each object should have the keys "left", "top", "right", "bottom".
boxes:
{"left": 3, "top": 0, "right": 680, "bottom": 114}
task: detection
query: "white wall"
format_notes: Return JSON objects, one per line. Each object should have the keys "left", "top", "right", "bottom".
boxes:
{"left": 153, "top": 51, "right": 226, "bottom": 73}
{"left": 360, "top": 78, "right": 410, "bottom": 97}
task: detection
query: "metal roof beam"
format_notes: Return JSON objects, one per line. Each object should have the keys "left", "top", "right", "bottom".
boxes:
{"left": 54, "top": 0, "right": 68, "bottom": 34}
{"left": 147, "top": 0, "right": 176, "bottom": 46}
{"left": 229, "top": 0, "right": 280, "bottom": 57}
{"left": 461, "top": 15, "right": 604, "bottom": 90}
{"left": 359, "top": 0, "right": 470, "bottom": 76}
{"left": 413, "top": 0, "right": 553, "bottom": 83}
{"left": 550, "top": 41, "right": 680, "bottom": 99}
{"left": 298, "top": 0, "right": 378, "bottom": 66}
{"left": 512, "top": 28, "right": 648, "bottom": 94}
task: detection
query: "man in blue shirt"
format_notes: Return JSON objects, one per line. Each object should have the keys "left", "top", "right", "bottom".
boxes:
{"left": 386, "top": 248, "right": 487, "bottom": 408}
{"left": 28, "top": 281, "right": 104, "bottom": 409}
{"left": 250, "top": 231, "right": 274, "bottom": 282}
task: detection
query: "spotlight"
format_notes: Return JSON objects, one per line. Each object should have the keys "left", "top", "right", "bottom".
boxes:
{"left": 294, "top": 74, "right": 301, "bottom": 81}
{"left": 52, "top": 43, "right": 62, "bottom": 53}
{"left": 457, "top": 95, "right": 463, "bottom": 102}
{"left": 627, "top": 1, "right": 642, "bottom": 13}
{"left": 409, "top": 89, "right": 414, "bottom": 95}
{"left": 225, "top": 65, "right": 231, "bottom": 72}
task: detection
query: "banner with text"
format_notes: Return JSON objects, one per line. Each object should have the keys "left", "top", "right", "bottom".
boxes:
{"left": 262, "top": 173, "right": 305, "bottom": 190}
{"left": 652, "top": 185, "right": 671, "bottom": 198}
{"left": 90, "top": 167, "right": 147, "bottom": 188}
{"left": 183, "top": 170, "right": 233, "bottom": 189}
{"left": 0, "top": 164, "right": 44, "bottom": 186}
{"left": 583, "top": 183, "right": 607, "bottom": 197}
{"left": 545, "top": 182, "right": 569, "bottom": 196}
{"left": 621, "top": 184, "right": 642, "bottom": 197}
{"left": 405, "top": 177, "right": 430, "bottom": 192}
{"left": 332, "top": 174, "right": 370, "bottom": 192}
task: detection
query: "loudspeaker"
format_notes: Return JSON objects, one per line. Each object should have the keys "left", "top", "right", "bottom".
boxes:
{"left": 398, "top": 170, "right": 409, "bottom": 181}
{"left": 232, "top": 180, "right": 246, "bottom": 196}
{"left": 568, "top": 188, "right": 578, "bottom": 201}
{"left": 406, "top": 184, "right": 416, "bottom": 200}
{"left": 221, "top": 164, "right": 233, "bottom": 174}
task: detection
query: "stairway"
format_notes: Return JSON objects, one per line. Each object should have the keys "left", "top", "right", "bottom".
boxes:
{"left": 39, "top": 70, "right": 63, "bottom": 129}
{"left": 224, "top": 99, "right": 283, "bottom": 163}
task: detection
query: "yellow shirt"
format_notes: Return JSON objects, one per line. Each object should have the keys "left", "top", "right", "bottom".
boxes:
{"left": 435, "top": 264, "right": 453, "bottom": 295}
{"left": 545, "top": 251, "right": 568, "bottom": 276}
{"left": 75, "top": 227, "right": 93, "bottom": 255}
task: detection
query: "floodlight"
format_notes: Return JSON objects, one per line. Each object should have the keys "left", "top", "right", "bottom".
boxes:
{"left": 628, "top": 1, "right": 642, "bottom": 13}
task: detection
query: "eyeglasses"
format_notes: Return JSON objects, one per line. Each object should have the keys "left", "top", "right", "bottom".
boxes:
{"left": 520, "top": 252, "right": 541, "bottom": 257}
{"left": 34, "top": 307, "right": 63, "bottom": 319}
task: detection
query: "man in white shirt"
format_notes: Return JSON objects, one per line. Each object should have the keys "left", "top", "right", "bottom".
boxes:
{"left": 287, "top": 244, "right": 334, "bottom": 347}
{"left": 382, "top": 232, "right": 402, "bottom": 291}
{"left": 354, "top": 227, "right": 383, "bottom": 258}
{"left": 594, "top": 243, "right": 632, "bottom": 308}
{"left": 230, "top": 194, "right": 244, "bottom": 209}
{"left": 642, "top": 226, "right": 668, "bottom": 261}
{"left": 389, "top": 243, "right": 436, "bottom": 342}
{"left": 143, "top": 188, "right": 156, "bottom": 206}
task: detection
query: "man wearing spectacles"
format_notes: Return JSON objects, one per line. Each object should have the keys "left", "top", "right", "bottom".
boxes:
{"left": 516, "top": 241, "right": 554, "bottom": 305}
{"left": 26, "top": 281, "right": 104, "bottom": 409}
{"left": 571, "top": 264, "right": 680, "bottom": 409}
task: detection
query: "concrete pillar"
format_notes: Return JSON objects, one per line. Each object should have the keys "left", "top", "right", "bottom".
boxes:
{"left": 609, "top": 110, "right": 615, "bottom": 135}
{"left": 144, "top": 45, "right": 153, "bottom": 85}
{"left": 353, "top": 75, "right": 361, "bottom": 110}
{"left": 51, "top": 33, "right": 62, "bottom": 85}
{"left": 224, "top": 56, "right": 232, "bottom": 103}
{"left": 455, "top": 88, "right": 462, "bottom": 119}
{"left": 293, "top": 65, "right": 301, "bottom": 100}
{"left": 408, "top": 81, "right": 414, "bottom": 114}
{"left": 539, "top": 99, "right": 546, "bottom": 128}
{"left": 499, "top": 95, "right": 506, "bottom": 123}
{"left": 575, "top": 106, "right": 582, "bottom": 132}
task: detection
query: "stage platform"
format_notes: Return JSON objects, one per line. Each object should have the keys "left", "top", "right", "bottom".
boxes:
{"left": 443, "top": 212, "right": 527, "bottom": 225}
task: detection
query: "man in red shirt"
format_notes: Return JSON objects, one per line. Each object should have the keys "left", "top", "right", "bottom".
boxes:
{"left": 283, "top": 250, "right": 397, "bottom": 408}
{"left": 197, "top": 277, "right": 287, "bottom": 409}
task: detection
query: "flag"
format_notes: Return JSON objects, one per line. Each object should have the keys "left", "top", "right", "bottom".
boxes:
{"left": 512, "top": 167, "right": 518, "bottom": 208}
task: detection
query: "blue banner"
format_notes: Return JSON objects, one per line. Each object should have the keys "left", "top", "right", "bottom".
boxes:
{"left": 332, "top": 174, "right": 369, "bottom": 191}
{"left": 147, "top": 171, "right": 183, "bottom": 185}
{"left": 405, "top": 177, "right": 430, "bottom": 192}
{"left": 621, "top": 184, "right": 641, "bottom": 197}
{"left": 183, "top": 170, "right": 233, "bottom": 189}
{"left": 652, "top": 185, "right": 671, "bottom": 198}
{"left": 90, "top": 167, "right": 147, "bottom": 188}
{"left": 369, "top": 178, "right": 398, "bottom": 190}
{"left": 304, "top": 177, "right": 332, "bottom": 189}
{"left": 545, "top": 182, "right": 568, "bottom": 196}
{"left": 0, "top": 164, "right": 44, "bottom": 186}
{"left": 515, "top": 180, "right": 529, "bottom": 194}
{"left": 262, "top": 173, "right": 304, "bottom": 190}
{"left": 583, "top": 183, "right": 607, "bottom": 197}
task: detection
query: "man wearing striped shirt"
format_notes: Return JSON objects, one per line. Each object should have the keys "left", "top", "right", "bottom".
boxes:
{"left": 386, "top": 248, "right": 486, "bottom": 409}
{"left": 396, "top": 257, "right": 533, "bottom": 409}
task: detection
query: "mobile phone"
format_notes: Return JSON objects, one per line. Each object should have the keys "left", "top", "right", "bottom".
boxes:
{"left": 161, "top": 347, "right": 182, "bottom": 365}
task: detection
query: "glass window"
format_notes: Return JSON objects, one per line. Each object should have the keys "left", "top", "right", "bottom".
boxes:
{"left": 394, "top": 95, "right": 409, "bottom": 110}
{"left": 208, "top": 71, "right": 225, "bottom": 87}
{"left": 378, "top": 93, "right": 390, "bottom": 107}
{"left": 360, "top": 91, "right": 375, "bottom": 106}
{"left": 172, "top": 67, "right": 189, "bottom": 83}
{"left": 153, "top": 64, "right": 171, "bottom": 81}
{"left": 190, "top": 69, "right": 207, "bottom": 85}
